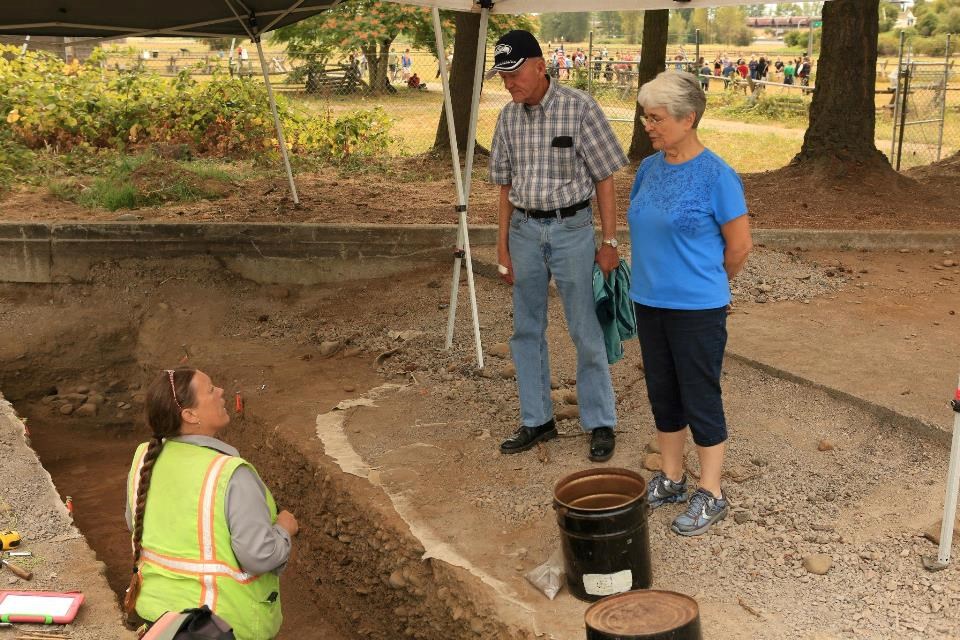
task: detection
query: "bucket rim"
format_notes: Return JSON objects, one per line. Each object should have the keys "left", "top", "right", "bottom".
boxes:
{"left": 584, "top": 589, "right": 699, "bottom": 634}
{"left": 553, "top": 467, "right": 647, "bottom": 512}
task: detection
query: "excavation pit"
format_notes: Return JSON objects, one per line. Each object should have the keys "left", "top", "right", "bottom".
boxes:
{"left": 2, "top": 244, "right": 960, "bottom": 639}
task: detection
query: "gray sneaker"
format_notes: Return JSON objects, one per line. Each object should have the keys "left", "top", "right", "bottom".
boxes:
{"left": 671, "top": 488, "right": 729, "bottom": 536}
{"left": 647, "top": 472, "right": 689, "bottom": 509}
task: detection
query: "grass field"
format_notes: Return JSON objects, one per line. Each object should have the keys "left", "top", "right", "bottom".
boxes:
{"left": 290, "top": 70, "right": 960, "bottom": 172}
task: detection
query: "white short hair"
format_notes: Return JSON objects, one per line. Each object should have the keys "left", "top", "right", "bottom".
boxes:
{"left": 637, "top": 70, "right": 707, "bottom": 128}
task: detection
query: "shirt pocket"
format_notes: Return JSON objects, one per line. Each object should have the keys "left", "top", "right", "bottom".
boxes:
{"left": 549, "top": 138, "right": 576, "bottom": 182}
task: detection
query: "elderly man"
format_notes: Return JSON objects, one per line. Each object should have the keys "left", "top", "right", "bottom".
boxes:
{"left": 488, "top": 30, "right": 626, "bottom": 462}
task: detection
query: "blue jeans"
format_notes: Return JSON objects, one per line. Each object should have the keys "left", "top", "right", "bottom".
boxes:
{"left": 508, "top": 207, "right": 616, "bottom": 431}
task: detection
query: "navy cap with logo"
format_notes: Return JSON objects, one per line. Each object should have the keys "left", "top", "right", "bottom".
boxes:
{"left": 485, "top": 30, "right": 543, "bottom": 79}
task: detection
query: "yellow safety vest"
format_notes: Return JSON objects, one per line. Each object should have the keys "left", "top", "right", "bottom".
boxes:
{"left": 127, "top": 441, "right": 282, "bottom": 640}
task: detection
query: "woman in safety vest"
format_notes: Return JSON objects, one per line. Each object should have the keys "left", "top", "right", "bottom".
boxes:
{"left": 125, "top": 368, "right": 299, "bottom": 640}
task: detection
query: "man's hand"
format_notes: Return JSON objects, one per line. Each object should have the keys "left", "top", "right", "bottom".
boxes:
{"left": 595, "top": 243, "right": 618, "bottom": 277}
{"left": 498, "top": 247, "right": 514, "bottom": 285}
{"left": 277, "top": 510, "right": 299, "bottom": 537}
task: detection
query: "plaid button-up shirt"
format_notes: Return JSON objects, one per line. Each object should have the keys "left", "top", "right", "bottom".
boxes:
{"left": 489, "top": 77, "right": 627, "bottom": 211}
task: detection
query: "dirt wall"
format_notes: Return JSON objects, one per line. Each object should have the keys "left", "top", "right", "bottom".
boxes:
{"left": 228, "top": 411, "right": 538, "bottom": 640}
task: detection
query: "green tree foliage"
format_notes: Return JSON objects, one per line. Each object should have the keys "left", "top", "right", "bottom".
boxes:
{"left": 539, "top": 12, "right": 591, "bottom": 43}
{"left": 774, "top": 4, "right": 807, "bottom": 16}
{"left": 784, "top": 27, "right": 822, "bottom": 48}
{"left": 620, "top": 11, "right": 644, "bottom": 44}
{"left": 916, "top": 10, "right": 940, "bottom": 35}
{"left": 594, "top": 11, "right": 623, "bottom": 39}
{"left": 668, "top": 11, "right": 689, "bottom": 43}
{"left": 403, "top": 12, "right": 537, "bottom": 60}
{"left": 272, "top": 0, "right": 430, "bottom": 93}
{"left": 746, "top": 4, "right": 768, "bottom": 16}
{"left": 878, "top": 1, "right": 899, "bottom": 31}
{"left": 690, "top": 9, "right": 712, "bottom": 42}
{"left": 714, "top": 7, "right": 753, "bottom": 45}
{"left": 906, "top": 0, "right": 960, "bottom": 34}
{"left": 944, "top": 7, "right": 960, "bottom": 32}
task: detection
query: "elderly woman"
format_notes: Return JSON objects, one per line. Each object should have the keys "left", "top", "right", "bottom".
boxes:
{"left": 628, "top": 71, "right": 752, "bottom": 536}
{"left": 124, "top": 368, "right": 299, "bottom": 639}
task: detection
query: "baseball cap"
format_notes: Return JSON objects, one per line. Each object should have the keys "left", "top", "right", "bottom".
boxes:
{"left": 485, "top": 30, "right": 543, "bottom": 79}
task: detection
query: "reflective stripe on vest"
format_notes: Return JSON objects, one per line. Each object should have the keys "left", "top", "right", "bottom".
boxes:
{"left": 140, "top": 548, "right": 255, "bottom": 584}
{"left": 198, "top": 454, "right": 233, "bottom": 609}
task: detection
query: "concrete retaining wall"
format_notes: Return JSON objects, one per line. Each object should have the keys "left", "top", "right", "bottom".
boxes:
{"left": 1, "top": 222, "right": 958, "bottom": 285}
{"left": 0, "top": 223, "right": 477, "bottom": 285}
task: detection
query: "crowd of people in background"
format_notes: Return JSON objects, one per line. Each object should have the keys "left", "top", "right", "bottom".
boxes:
{"left": 336, "top": 45, "right": 813, "bottom": 96}
{"left": 539, "top": 44, "right": 813, "bottom": 91}
{"left": 698, "top": 53, "right": 812, "bottom": 88}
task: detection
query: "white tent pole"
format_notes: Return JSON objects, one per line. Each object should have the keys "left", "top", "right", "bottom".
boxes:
{"left": 433, "top": 8, "right": 470, "bottom": 353}
{"left": 436, "top": 6, "right": 488, "bottom": 368}
{"left": 936, "top": 375, "right": 960, "bottom": 565}
{"left": 254, "top": 36, "right": 300, "bottom": 205}
{"left": 456, "top": 5, "right": 490, "bottom": 368}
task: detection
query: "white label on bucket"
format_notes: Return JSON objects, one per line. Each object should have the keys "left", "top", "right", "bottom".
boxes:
{"left": 582, "top": 569, "right": 633, "bottom": 596}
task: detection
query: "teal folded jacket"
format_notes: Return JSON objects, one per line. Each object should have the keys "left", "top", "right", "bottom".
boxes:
{"left": 593, "top": 259, "right": 637, "bottom": 365}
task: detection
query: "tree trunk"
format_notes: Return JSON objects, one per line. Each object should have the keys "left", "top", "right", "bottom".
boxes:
{"left": 432, "top": 11, "right": 482, "bottom": 156}
{"left": 627, "top": 10, "right": 669, "bottom": 162}
{"left": 364, "top": 38, "right": 395, "bottom": 94}
{"left": 792, "top": 0, "right": 889, "bottom": 169}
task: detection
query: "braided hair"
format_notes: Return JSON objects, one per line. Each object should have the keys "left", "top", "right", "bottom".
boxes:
{"left": 124, "top": 367, "right": 197, "bottom": 615}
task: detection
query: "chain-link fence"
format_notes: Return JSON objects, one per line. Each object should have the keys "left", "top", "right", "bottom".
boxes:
{"left": 96, "top": 37, "right": 958, "bottom": 172}
{"left": 886, "top": 34, "right": 957, "bottom": 170}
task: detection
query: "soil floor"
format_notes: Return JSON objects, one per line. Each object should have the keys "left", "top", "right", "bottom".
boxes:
{"left": 1, "top": 241, "right": 959, "bottom": 638}
{"left": 3, "top": 150, "right": 960, "bottom": 231}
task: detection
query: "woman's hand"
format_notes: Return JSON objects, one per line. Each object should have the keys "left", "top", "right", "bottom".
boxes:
{"left": 277, "top": 510, "right": 299, "bottom": 537}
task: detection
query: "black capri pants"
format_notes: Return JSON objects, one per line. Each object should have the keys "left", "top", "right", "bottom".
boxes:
{"left": 634, "top": 303, "right": 728, "bottom": 447}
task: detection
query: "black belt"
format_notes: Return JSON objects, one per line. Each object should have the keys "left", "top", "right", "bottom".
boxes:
{"left": 515, "top": 199, "right": 591, "bottom": 219}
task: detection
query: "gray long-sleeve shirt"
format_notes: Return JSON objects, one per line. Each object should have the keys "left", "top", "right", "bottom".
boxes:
{"left": 126, "top": 435, "right": 291, "bottom": 576}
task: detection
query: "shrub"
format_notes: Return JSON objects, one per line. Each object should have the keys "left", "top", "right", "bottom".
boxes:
{"left": 0, "top": 127, "right": 34, "bottom": 192}
{"left": 0, "top": 45, "right": 392, "bottom": 162}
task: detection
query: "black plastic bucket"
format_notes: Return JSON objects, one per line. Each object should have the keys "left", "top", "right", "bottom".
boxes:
{"left": 584, "top": 589, "right": 702, "bottom": 640}
{"left": 553, "top": 468, "right": 652, "bottom": 602}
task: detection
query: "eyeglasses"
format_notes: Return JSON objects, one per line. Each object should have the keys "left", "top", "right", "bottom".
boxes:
{"left": 639, "top": 114, "right": 669, "bottom": 128}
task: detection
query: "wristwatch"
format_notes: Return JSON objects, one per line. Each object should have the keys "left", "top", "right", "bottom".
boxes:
{"left": 602, "top": 237, "right": 618, "bottom": 248}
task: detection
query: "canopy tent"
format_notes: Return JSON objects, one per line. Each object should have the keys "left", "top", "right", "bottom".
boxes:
{"left": 0, "top": 1, "right": 337, "bottom": 38}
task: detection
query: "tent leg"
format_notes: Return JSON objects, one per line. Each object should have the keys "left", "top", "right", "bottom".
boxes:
{"left": 445, "top": 223, "right": 465, "bottom": 347}
{"left": 433, "top": 8, "right": 467, "bottom": 353}
{"left": 434, "top": 6, "right": 485, "bottom": 369}
{"left": 937, "top": 378, "right": 960, "bottom": 564}
{"left": 254, "top": 37, "right": 299, "bottom": 205}
{"left": 453, "top": 6, "right": 491, "bottom": 369}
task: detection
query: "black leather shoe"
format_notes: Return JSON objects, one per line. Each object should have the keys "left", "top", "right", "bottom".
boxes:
{"left": 589, "top": 427, "right": 615, "bottom": 462}
{"left": 500, "top": 420, "right": 558, "bottom": 454}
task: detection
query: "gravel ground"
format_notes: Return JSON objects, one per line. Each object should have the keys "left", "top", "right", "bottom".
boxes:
{"left": 313, "top": 245, "right": 960, "bottom": 639}
{"left": 0, "top": 396, "right": 134, "bottom": 639}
